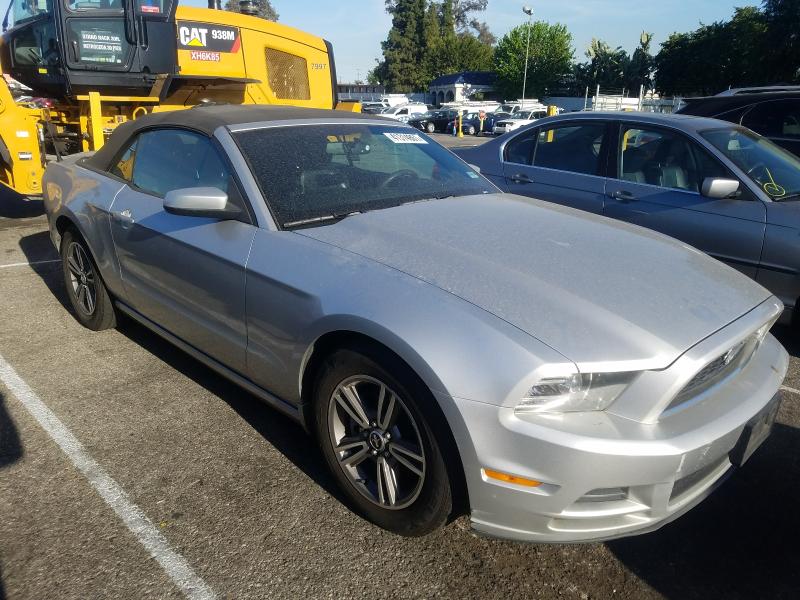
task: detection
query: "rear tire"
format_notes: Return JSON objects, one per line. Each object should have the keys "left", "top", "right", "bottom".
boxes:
{"left": 314, "top": 344, "right": 452, "bottom": 536}
{"left": 60, "top": 228, "right": 116, "bottom": 331}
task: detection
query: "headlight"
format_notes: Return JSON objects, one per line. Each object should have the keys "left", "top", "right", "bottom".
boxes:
{"left": 516, "top": 372, "right": 637, "bottom": 414}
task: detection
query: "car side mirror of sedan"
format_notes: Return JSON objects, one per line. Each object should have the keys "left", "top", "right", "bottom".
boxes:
{"left": 701, "top": 177, "right": 741, "bottom": 199}
{"left": 163, "top": 187, "right": 241, "bottom": 219}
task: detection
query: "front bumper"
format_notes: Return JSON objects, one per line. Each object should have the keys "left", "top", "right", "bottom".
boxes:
{"left": 438, "top": 332, "right": 788, "bottom": 543}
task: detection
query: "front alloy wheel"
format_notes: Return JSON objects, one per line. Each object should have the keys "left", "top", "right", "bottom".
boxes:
{"left": 314, "top": 346, "right": 453, "bottom": 536}
{"left": 66, "top": 241, "right": 97, "bottom": 316}
{"left": 328, "top": 375, "right": 426, "bottom": 509}
{"left": 60, "top": 228, "right": 117, "bottom": 331}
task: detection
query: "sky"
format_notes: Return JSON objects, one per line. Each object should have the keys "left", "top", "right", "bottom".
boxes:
{"left": 185, "top": 0, "right": 758, "bottom": 83}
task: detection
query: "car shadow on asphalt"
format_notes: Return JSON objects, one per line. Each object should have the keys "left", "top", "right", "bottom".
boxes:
{"left": 114, "top": 317, "right": 350, "bottom": 507}
{"left": 0, "top": 391, "right": 23, "bottom": 471}
{"left": 0, "top": 391, "right": 22, "bottom": 600}
{"left": 17, "top": 231, "right": 70, "bottom": 312}
{"left": 772, "top": 324, "right": 799, "bottom": 358}
{"left": 0, "top": 188, "right": 43, "bottom": 219}
{"left": 607, "top": 420, "right": 800, "bottom": 599}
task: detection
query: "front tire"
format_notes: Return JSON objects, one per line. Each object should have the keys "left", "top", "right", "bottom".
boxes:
{"left": 426, "top": 122, "right": 436, "bottom": 134}
{"left": 60, "top": 228, "right": 116, "bottom": 331}
{"left": 314, "top": 345, "right": 452, "bottom": 536}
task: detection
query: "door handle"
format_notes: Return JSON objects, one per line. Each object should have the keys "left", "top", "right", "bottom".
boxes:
{"left": 608, "top": 190, "right": 637, "bottom": 202}
{"left": 111, "top": 209, "right": 135, "bottom": 227}
{"left": 509, "top": 173, "right": 533, "bottom": 184}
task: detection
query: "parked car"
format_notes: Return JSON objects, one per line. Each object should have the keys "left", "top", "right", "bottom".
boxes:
{"left": 380, "top": 104, "right": 429, "bottom": 123}
{"left": 447, "top": 112, "right": 512, "bottom": 136}
{"left": 678, "top": 87, "right": 800, "bottom": 156}
{"left": 360, "top": 101, "right": 387, "bottom": 114}
{"left": 408, "top": 109, "right": 463, "bottom": 133}
{"left": 492, "top": 109, "right": 548, "bottom": 134}
{"left": 43, "top": 105, "right": 788, "bottom": 543}
{"left": 458, "top": 112, "right": 800, "bottom": 325}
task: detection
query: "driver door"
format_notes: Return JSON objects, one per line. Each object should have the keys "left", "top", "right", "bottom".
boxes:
{"left": 107, "top": 127, "right": 256, "bottom": 373}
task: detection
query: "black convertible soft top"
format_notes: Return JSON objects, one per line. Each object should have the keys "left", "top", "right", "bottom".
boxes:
{"left": 87, "top": 104, "right": 382, "bottom": 171}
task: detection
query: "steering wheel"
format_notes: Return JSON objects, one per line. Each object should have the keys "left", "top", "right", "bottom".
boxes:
{"left": 380, "top": 169, "right": 419, "bottom": 189}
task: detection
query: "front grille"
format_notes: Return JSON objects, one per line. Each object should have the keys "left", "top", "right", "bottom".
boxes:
{"left": 265, "top": 48, "right": 311, "bottom": 100}
{"left": 666, "top": 334, "right": 759, "bottom": 412}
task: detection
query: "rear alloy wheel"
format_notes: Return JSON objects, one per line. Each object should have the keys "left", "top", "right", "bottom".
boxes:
{"left": 61, "top": 228, "right": 116, "bottom": 331}
{"left": 315, "top": 347, "right": 452, "bottom": 536}
{"left": 426, "top": 122, "right": 436, "bottom": 134}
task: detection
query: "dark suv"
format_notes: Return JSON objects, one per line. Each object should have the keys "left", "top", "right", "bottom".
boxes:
{"left": 678, "top": 87, "right": 800, "bottom": 156}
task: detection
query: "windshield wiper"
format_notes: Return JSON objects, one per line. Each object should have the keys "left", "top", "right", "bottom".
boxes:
{"left": 283, "top": 211, "right": 361, "bottom": 228}
{"left": 775, "top": 193, "right": 800, "bottom": 201}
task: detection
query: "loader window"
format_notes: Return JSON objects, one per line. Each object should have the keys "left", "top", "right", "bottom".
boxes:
{"left": 67, "top": 18, "right": 129, "bottom": 65}
{"left": 13, "top": 0, "right": 52, "bottom": 24}
{"left": 65, "top": 0, "right": 122, "bottom": 11}
{"left": 265, "top": 48, "right": 311, "bottom": 101}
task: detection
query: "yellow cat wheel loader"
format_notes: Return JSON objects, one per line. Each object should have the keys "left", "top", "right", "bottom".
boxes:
{"left": 0, "top": 0, "right": 355, "bottom": 197}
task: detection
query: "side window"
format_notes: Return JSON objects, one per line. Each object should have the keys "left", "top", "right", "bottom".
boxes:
{"left": 534, "top": 123, "right": 605, "bottom": 176}
{"left": 110, "top": 137, "right": 138, "bottom": 180}
{"left": 619, "top": 126, "right": 700, "bottom": 192}
{"left": 742, "top": 100, "right": 800, "bottom": 140}
{"left": 130, "top": 129, "right": 234, "bottom": 198}
{"left": 504, "top": 131, "right": 536, "bottom": 165}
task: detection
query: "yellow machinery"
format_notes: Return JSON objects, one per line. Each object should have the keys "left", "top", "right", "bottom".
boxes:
{"left": 0, "top": 2, "right": 356, "bottom": 197}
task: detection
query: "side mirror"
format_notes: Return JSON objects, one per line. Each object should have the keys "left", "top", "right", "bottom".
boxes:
{"left": 701, "top": 177, "right": 740, "bottom": 199}
{"left": 163, "top": 187, "right": 240, "bottom": 219}
{"left": 468, "top": 163, "right": 481, "bottom": 174}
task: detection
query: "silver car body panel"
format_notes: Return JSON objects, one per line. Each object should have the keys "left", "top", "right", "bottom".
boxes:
{"left": 41, "top": 113, "right": 789, "bottom": 543}
{"left": 300, "top": 194, "right": 771, "bottom": 374}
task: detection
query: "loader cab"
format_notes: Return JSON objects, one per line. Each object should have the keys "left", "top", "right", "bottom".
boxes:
{"left": 1, "top": 0, "right": 178, "bottom": 97}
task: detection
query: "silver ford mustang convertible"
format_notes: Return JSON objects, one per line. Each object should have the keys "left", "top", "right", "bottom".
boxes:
{"left": 43, "top": 106, "right": 788, "bottom": 543}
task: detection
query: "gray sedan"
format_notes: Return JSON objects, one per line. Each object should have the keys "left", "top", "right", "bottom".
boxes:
{"left": 43, "top": 106, "right": 788, "bottom": 543}
{"left": 457, "top": 112, "right": 800, "bottom": 326}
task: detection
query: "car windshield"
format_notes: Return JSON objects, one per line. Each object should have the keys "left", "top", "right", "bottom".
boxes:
{"left": 701, "top": 127, "right": 800, "bottom": 200}
{"left": 234, "top": 124, "right": 497, "bottom": 228}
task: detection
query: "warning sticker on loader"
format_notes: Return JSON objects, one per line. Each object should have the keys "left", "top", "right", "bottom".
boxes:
{"left": 177, "top": 22, "right": 241, "bottom": 53}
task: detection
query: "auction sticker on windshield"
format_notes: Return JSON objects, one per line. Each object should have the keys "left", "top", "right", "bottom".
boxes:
{"left": 384, "top": 132, "right": 428, "bottom": 144}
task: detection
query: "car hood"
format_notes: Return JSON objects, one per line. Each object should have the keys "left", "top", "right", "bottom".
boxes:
{"left": 298, "top": 194, "right": 771, "bottom": 370}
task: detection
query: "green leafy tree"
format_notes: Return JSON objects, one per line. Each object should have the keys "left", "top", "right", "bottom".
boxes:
{"left": 624, "top": 32, "right": 655, "bottom": 92}
{"left": 655, "top": 7, "right": 769, "bottom": 95}
{"left": 224, "top": 0, "right": 278, "bottom": 20}
{"left": 376, "top": 1, "right": 494, "bottom": 90}
{"left": 379, "top": 0, "right": 428, "bottom": 92}
{"left": 762, "top": 0, "right": 800, "bottom": 82}
{"left": 494, "top": 21, "right": 574, "bottom": 99}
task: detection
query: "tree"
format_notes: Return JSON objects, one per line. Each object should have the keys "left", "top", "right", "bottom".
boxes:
{"left": 624, "top": 32, "right": 655, "bottom": 93}
{"left": 654, "top": 7, "right": 769, "bottom": 95}
{"left": 224, "top": 0, "right": 278, "bottom": 20}
{"left": 762, "top": 0, "right": 800, "bottom": 82}
{"left": 375, "top": 1, "right": 494, "bottom": 91}
{"left": 494, "top": 21, "right": 574, "bottom": 99}
{"left": 577, "top": 39, "right": 629, "bottom": 91}
{"left": 379, "top": 0, "right": 428, "bottom": 92}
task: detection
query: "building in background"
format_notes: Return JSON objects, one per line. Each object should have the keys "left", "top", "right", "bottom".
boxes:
{"left": 429, "top": 71, "right": 498, "bottom": 106}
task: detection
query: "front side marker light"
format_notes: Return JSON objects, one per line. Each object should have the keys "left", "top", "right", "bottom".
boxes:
{"left": 483, "top": 468, "right": 541, "bottom": 488}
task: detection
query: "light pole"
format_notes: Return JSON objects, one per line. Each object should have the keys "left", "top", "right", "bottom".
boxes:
{"left": 521, "top": 6, "right": 533, "bottom": 103}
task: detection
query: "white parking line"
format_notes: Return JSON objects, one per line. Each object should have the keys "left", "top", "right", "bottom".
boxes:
{"left": 782, "top": 385, "right": 800, "bottom": 396}
{"left": 0, "top": 354, "right": 216, "bottom": 600}
{"left": 0, "top": 259, "right": 60, "bottom": 269}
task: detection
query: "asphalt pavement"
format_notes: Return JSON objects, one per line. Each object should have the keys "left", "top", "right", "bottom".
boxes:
{"left": 0, "top": 192, "right": 798, "bottom": 600}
